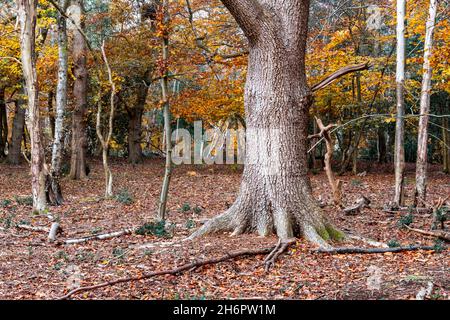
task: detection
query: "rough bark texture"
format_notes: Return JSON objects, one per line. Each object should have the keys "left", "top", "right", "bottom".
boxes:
{"left": 69, "top": 0, "right": 88, "bottom": 180}
{"left": 393, "top": 0, "right": 406, "bottom": 207}
{"left": 18, "top": 0, "right": 47, "bottom": 213}
{"left": 442, "top": 105, "right": 449, "bottom": 174}
{"left": 7, "top": 97, "right": 26, "bottom": 165}
{"left": 189, "top": 0, "right": 341, "bottom": 247}
{"left": 415, "top": 0, "right": 437, "bottom": 207}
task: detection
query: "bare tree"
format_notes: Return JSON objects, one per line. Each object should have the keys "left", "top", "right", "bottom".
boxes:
{"left": 393, "top": 0, "right": 406, "bottom": 208}
{"left": 415, "top": 0, "right": 438, "bottom": 207}
{"left": 17, "top": 0, "right": 47, "bottom": 213}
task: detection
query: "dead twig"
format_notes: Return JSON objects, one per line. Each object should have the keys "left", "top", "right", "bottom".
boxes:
{"left": 404, "top": 225, "right": 450, "bottom": 242}
{"left": 263, "top": 238, "right": 296, "bottom": 272}
{"left": 316, "top": 245, "right": 440, "bottom": 254}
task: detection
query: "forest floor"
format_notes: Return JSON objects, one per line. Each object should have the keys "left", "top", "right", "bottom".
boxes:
{"left": 0, "top": 158, "right": 448, "bottom": 300}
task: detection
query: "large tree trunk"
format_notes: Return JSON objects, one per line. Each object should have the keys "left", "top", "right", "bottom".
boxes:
{"left": 7, "top": 96, "right": 26, "bottom": 165}
{"left": 414, "top": 0, "right": 437, "bottom": 207}
{"left": 69, "top": 0, "right": 88, "bottom": 180}
{"left": 0, "top": 87, "right": 7, "bottom": 157}
{"left": 49, "top": 0, "right": 69, "bottom": 205}
{"left": 393, "top": 0, "right": 406, "bottom": 207}
{"left": 18, "top": 0, "right": 47, "bottom": 213}
{"left": 190, "top": 0, "right": 339, "bottom": 247}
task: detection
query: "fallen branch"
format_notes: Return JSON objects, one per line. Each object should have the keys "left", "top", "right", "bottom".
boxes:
{"left": 343, "top": 196, "right": 371, "bottom": 215}
{"left": 16, "top": 224, "right": 50, "bottom": 233}
{"left": 346, "top": 234, "right": 388, "bottom": 248}
{"left": 264, "top": 238, "right": 296, "bottom": 272}
{"left": 404, "top": 225, "right": 450, "bottom": 242}
{"left": 311, "top": 62, "right": 371, "bottom": 92}
{"left": 416, "top": 282, "right": 434, "bottom": 300}
{"left": 316, "top": 245, "right": 438, "bottom": 254}
{"left": 62, "top": 228, "right": 135, "bottom": 245}
{"left": 57, "top": 245, "right": 275, "bottom": 300}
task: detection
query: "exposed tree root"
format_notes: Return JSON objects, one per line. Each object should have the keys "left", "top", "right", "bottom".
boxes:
{"left": 315, "top": 245, "right": 440, "bottom": 254}
{"left": 57, "top": 245, "right": 276, "bottom": 300}
{"left": 404, "top": 225, "right": 450, "bottom": 242}
{"left": 263, "top": 238, "right": 296, "bottom": 271}
{"left": 343, "top": 196, "right": 371, "bottom": 215}
{"left": 346, "top": 234, "right": 388, "bottom": 248}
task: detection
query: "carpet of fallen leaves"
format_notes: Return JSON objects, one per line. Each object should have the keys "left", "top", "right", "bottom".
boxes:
{"left": 0, "top": 158, "right": 448, "bottom": 300}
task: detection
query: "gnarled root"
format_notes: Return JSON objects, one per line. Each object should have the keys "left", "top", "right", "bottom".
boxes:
{"left": 264, "top": 238, "right": 296, "bottom": 271}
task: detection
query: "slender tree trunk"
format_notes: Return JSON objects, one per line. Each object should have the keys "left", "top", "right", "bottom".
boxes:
{"left": 377, "top": 127, "right": 387, "bottom": 163}
{"left": 414, "top": 0, "right": 437, "bottom": 207}
{"left": 69, "top": 0, "right": 88, "bottom": 180}
{"left": 0, "top": 87, "right": 7, "bottom": 157}
{"left": 48, "top": 90, "right": 55, "bottom": 138}
{"left": 393, "top": 0, "right": 406, "bottom": 207}
{"left": 18, "top": 0, "right": 47, "bottom": 213}
{"left": 157, "top": 0, "right": 172, "bottom": 221}
{"left": 49, "top": 0, "right": 69, "bottom": 205}
{"left": 97, "top": 41, "right": 115, "bottom": 198}
{"left": 7, "top": 96, "right": 26, "bottom": 165}
{"left": 190, "top": 0, "right": 340, "bottom": 247}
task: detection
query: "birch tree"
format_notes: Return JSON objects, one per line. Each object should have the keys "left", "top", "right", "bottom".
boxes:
{"left": 393, "top": 0, "right": 406, "bottom": 207}
{"left": 17, "top": 0, "right": 47, "bottom": 213}
{"left": 49, "top": 0, "right": 69, "bottom": 205}
{"left": 415, "top": 0, "right": 438, "bottom": 207}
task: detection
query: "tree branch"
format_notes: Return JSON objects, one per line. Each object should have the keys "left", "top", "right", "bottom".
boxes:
{"left": 311, "top": 62, "right": 371, "bottom": 92}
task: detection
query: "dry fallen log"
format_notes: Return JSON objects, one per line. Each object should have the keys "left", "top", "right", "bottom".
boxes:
{"left": 48, "top": 222, "right": 62, "bottom": 242}
{"left": 316, "top": 245, "right": 438, "bottom": 254}
{"left": 405, "top": 225, "right": 450, "bottom": 242}
{"left": 346, "top": 234, "right": 388, "bottom": 248}
{"left": 58, "top": 245, "right": 276, "bottom": 300}
{"left": 343, "top": 196, "right": 371, "bottom": 215}
{"left": 62, "top": 228, "right": 135, "bottom": 245}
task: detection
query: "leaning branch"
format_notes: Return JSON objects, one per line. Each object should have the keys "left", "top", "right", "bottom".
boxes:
{"left": 404, "top": 225, "right": 450, "bottom": 242}
{"left": 57, "top": 245, "right": 275, "bottom": 300}
{"left": 311, "top": 62, "right": 371, "bottom": 92}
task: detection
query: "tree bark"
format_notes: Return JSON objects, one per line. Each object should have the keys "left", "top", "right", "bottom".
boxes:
{"left": 18, "top": 0, "right": 47, "bottom": 213}
{"left": 189, "top": 0, "right": 340, "bottom": 247}
{"left": 157, "top": 0, "right": 172, "bottom": 221}
{"left": 415, "top": 0, "right": 438, "bottom": 207}
{"left": 69, "top": 0, "right": 88, "bottom": 180}
{"left": 393, "top": 0, "right": 406, "bottom": 207}
{"left": 377, "top": 126, "right": 387, "bottom": 163}
{"left": 442, "top": 104, "right": 449, "bottom": 174}
{"left": 0, "top": 87, "right": 8, "bottom": 157}
{"left": 7, "top": 96, "right": 26, "bottom": 165}
{"left": 49, "top": 0, "right": 69, "bottom": 205}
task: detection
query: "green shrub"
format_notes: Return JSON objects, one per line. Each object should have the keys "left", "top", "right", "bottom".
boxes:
{"left": 14, "top": 196, "right": 33, "bottom": 206}
{"left": 180, "top": 203, "right": 191, "bottom": 212}
{"left": 185, "top": 219, "right": 196, "bottom": 229}
{"left": 116, "top": 189, "right": 134, "bottom": 205}
{"left": 0, "top": 199, "right": 12, "bottom": 207}
{"left": 193, "top": 205, "right": 202, "bottom": 215}
{"left": 398, "top": 213, "right": 413, "bottom": 228}
{"left": 135, "top": 220, "right": 169, "bottom": 238}
{"left": 387, "top": 239, "right": 401, "bottom": 248}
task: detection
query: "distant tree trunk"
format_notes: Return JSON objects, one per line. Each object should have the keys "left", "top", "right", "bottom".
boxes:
{"left": 157, "top": 0, "right": 172, "bottom": 221}
{"left": 0, "top": 87, "right": 7, "bottom": 157}
{"left": 414, "top": 0, "right": 437, "bottom": 207}
{"left": 393, "top": 0, "right": 406, "bottom": 207}
{"left": 48, "top": 90, "right": 55, "bottom": 138}
{"left": 127, "top": 72, "right": 151, "bottom": 164}
{"left": 18, "top": 0, "right": 47, "bottom": 213}
{"left": 190, "top": 0, "right": 340, "bottom": 248}
{"left": 377, "top": 126, "right": 387, "bottom": 163}
{"left": 49, "top": 0, "right": 69, "bottom": 205}
{"left": 70, "top": 0, "right": 88, "bottom": 180}
{"left": 442, "top": 103, "right": 449, "bottom": 174}
{"left": 8, "top": 96, "right": 26, "bottom": 165}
